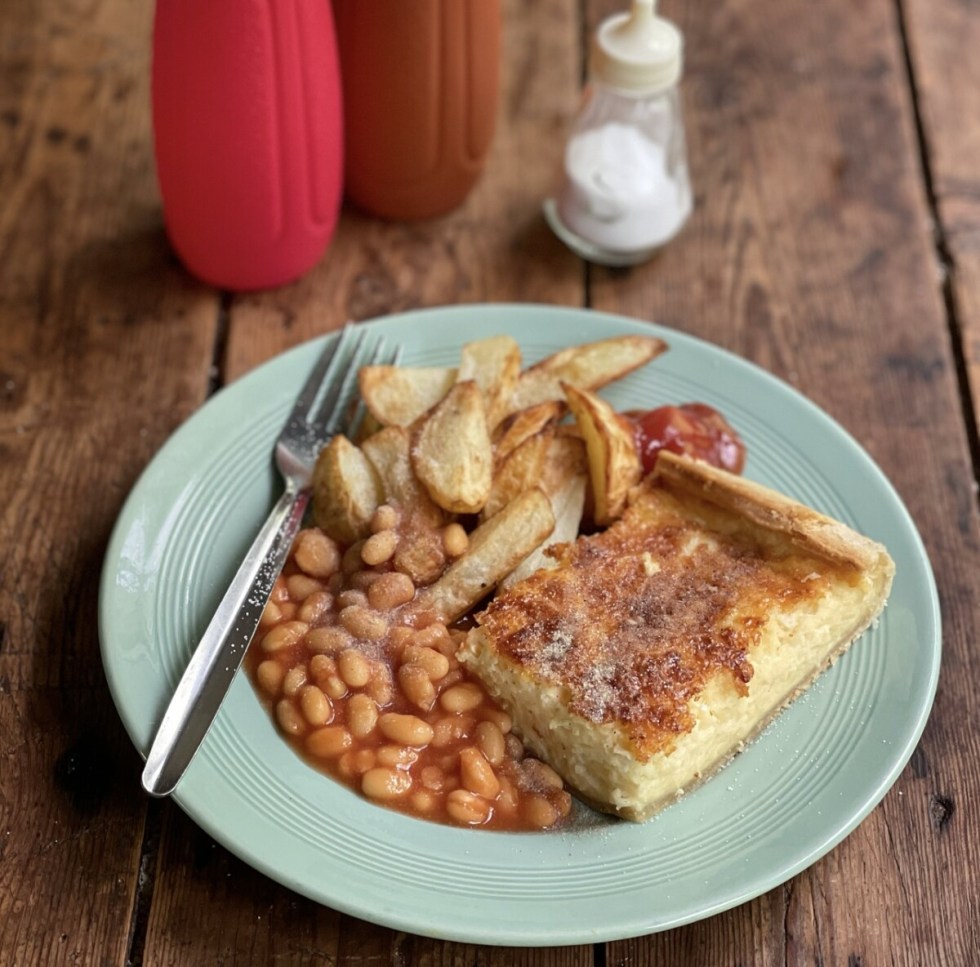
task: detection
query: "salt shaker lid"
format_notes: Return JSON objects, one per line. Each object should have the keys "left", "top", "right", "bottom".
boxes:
{"left": 591, "top": 0, "right": 683, "bottom": 95}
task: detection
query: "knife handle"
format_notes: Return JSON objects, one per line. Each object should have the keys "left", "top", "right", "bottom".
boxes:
{"left": 141, "top": 485, "right": 310, "bottom": 797}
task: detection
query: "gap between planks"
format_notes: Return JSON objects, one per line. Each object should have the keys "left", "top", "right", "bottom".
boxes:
{"left": 893, "top": 0, "right": 980, "bottom": 487}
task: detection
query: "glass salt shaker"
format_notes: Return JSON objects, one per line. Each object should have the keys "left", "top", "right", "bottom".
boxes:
{"left": 544, "top": 0, "right": 692, "bottom": 266}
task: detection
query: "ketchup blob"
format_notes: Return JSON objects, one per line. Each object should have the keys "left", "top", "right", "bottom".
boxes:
{"left": 626, "top": 403, "right": 746, "bottom": 475}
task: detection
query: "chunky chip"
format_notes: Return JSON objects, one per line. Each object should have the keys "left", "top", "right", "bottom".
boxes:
{"left": 359, "top": 365, "right": 457, "bottom": 427}
{"left": 411, "top": 380, "right": 493, "bottom": 514}
{"left": 563, "top": 383, "right": 642, "bottom": 526}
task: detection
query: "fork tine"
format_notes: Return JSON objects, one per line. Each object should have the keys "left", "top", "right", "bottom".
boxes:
{"left": 292, "top": 323, "right": 358, "bottom": 419}
{"left": 309, "top": 326, "right": 377, "bottom": 432}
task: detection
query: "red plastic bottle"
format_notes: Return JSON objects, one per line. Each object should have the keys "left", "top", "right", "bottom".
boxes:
{"left": 152, "top": 0, "right": 344, "bottom": 291}
{"left": 331, "top": 0, "right": 501, "bottom": 221}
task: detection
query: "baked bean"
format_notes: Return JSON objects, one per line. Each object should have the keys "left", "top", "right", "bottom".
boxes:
{"left": 362, "top": 767, "right": 412, "bottom": 801}
{"left": 286, "top": 573, "right": 323, "bottom": 602}
{"left": 298, "top": 590, "right": 333, "bottom": 624}
{"left": 420, "top": 765, "right": 447, "bottom": 791}
{"left": 442, "top": 522, "right": 469, "bottom": 558}
{"left": 446, "top": 789, "right": 490, "bottom": 825}
{"left": 504, "top": 733, "right": 525, "bottom": 760}
{"left": 365, "top": 662, "right": 394, "bottom": 706}
{"left": 524, "top": 795, "right": 560, "bottom": 829}
{"left": 431, "top": 715, "right": 474, "bottom": 748}
{"left": 402, "top": 645, "right": 449, "bottom": 681}
{"left": 347, "top": 693, "right": 378, "bottom": 739}
{"left": 337, "top": 648, "right": 371, "bottom": 688}
{"left": 370, "top": 504, "right": 399, "bottom": 533}
{"left": 439, "top": 682, "right": 484, "bottom": 713}
{"left": 293, "top": 529, "right": 341, "bottom": 578}
{"left": 349, "top": 569, "right": 382, "bottom": 592}
{"left": 282, "top": 665, "right": 307, "bottom": 697}
{"left": 398, "top": 663, "right": 436, "bottom": 711}
{"left": 259, "top": 600, "right": 282, "bottom": 628}
{"left": 261, "top": 619, "right": 309, "bottom": 653}
{"left": 339, "top": 605, "right": 388, "bottom": 640}
{"left": 368, "top": 572, "right": 415, "bottom": 610}
{"left": 278, "top": 601, "right": 298, "bottom": 621}
{"left": 376, "top": 744, "right": 419, "bottom": 768}
{"left": 412, "top": 622, "right": 451, "bottom": 651}
{"left": 340, "top": 748, "right": 377, "bottom": 777}
{"left": 322, "top": 674, "right": 348, "bottom": 700}
{"left": 256, "top": 660, "right": 284, "bottom": 696}
{"left": 459, "top": 747, "right": 500, "bottom": 799}
{"left": 411, "top": 791, "right": 436, "bottom": 813}
{"left": 342, "top": 540, "right": 366, "bottom": 575}
{"left": 439, "top": 668, "right": 464, "bottom": 690}
{"left": 474, "top": 720, "right": 506, "bottom": 765}
{"left": 361, "top": 528, "right": 398, "bottom": 565}
{"left": 299, "top": 685, "right": 333, "bottom": 726}
{"left": 270, "top": 578, "right": 290, "bottom": 604}
{"left": 335, "top": 588, "right": 368, "bottom": 610}
{"left": 307, "top": 725, "right": 352, "bottom": 758}
{"left": 522, "top": 758, "right": 564, "bottom": 792}
{"left": 378, "top": 713, "right": 434, "bottom": 747}
{"left": 309, "top": 654, "right": 337, "bottom": 683}
{"left": 388, "top": 625, "right": 415, "bottom": 653}
{"left": 305, "top": 625, "right": 352, "bottom": 655}
{"left": 555, "top": 790, "right": 573, "bottom": 817}
{"left": 480, "top": 707, "right": 513, "bottom": 734}
{"left": 276, "top": 699, "right": 305, "bottom": 736}
{"left": 496, "top": 777, "right": 519, "bottom": 815}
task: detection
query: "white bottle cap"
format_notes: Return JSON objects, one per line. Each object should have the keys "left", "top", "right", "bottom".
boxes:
{"left": 591, "top": 0, "right": 683, "bottom": 94}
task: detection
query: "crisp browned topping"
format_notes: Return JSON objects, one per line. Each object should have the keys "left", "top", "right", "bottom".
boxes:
{"left": 475, "top": 480, "right": 845, "bottom": 760}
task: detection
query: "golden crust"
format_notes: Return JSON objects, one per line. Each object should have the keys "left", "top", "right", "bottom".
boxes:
{"left": 651, "top": 451, "right": 890, "bottom": 573}
{"left": 460, "top": 455, "right": 895, "bottom": 821}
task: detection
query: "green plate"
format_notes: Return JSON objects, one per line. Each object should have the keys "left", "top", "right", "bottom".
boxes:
{"left": 99, "top": 304, "right": 940, "bottom": 946}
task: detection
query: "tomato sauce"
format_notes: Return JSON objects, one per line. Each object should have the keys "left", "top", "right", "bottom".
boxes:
{"left": 625, "top": 403, "right": 746, "bottom": 475}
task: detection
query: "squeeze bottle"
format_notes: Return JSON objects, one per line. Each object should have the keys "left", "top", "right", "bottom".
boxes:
{"left": 152, "top": 0, "right": 344, "bottom": 291}
{"left": 331, "top": 0, "right": 501, "bottom": 221}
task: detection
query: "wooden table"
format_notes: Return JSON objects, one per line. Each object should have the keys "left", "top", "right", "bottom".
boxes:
{"left": 3, "top": 0, "right": 978, "bottom": 963}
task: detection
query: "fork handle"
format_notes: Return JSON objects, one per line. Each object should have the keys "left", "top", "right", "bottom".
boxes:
{"left": 141, "top": 483, "right": 311, "bottom": 797}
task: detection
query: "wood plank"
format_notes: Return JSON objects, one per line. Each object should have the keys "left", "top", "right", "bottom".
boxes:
{"left": 586, "top": 0, "right": 980, "bottom": 963}
{"left": 140, "top": 0, "right": 592, "bottom": 963}
{"left": 0, "top": 0, "right": 219, "bottom": 963}
{"left": 903, "top": 0, "right": 980, "bottom": 424}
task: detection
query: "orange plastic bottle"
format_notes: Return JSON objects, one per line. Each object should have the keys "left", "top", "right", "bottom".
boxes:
{"left": 331, "top": 0, "right": 501, "bottom": 220}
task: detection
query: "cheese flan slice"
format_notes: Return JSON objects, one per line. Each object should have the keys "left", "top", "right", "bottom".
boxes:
{"left": 458, "top": 452, "right": 895, "bottom": 821}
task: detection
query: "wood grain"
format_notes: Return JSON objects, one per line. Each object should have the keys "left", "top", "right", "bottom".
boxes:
{"left": 903, "top": 0, "right": 980, "bottom": 428}
{"left": 0, "top": 0, "right": 219, "bottom": 963}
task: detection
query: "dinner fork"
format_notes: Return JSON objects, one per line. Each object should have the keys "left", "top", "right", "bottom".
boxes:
{"left": 142, "top": 324, "right": 393, "bottom": 797}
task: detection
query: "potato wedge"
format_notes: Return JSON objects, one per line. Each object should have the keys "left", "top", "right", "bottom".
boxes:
{"left": 360, "top": 425, "right": 443, "bottom": 526}
{"left": 359, "top": 365, "right": 457, "bottom": 427}
{"left": 500, "top": 472, "right": 587, "bottom": 590}
{"left": 538, "top": 434, "right": 588, "bottom": 497}
{"left": 481, "top": 428, "right": 553, "bottom": 521}
{"left": 493, "top": 400, "right": 564, "bottom": 465}
{"left": 312, "top": 435, "right": 383, "bottom": 545}
{"left": 507, "top": 335, "right": 667, "bottom": 413}
{"left": 457, "top": 335, "right": 522, "bottom": 430}
{"left": 411, "top": 380, "right": 493, "bottom": 514}
{"left": 412, "top": 488, "right": 556, "bottom": 623}
{"left": 563, "top": 382, "right": 641, "bottom": 525}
